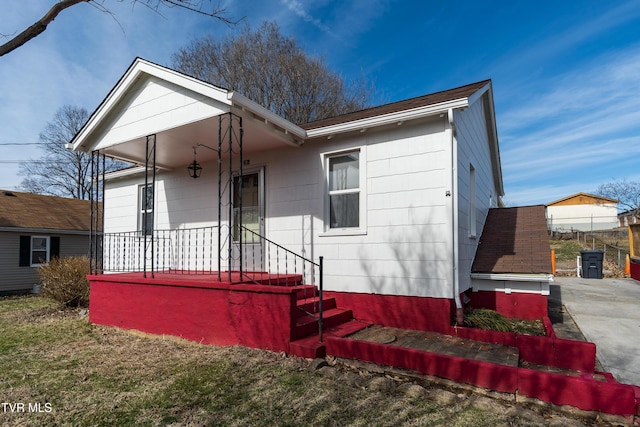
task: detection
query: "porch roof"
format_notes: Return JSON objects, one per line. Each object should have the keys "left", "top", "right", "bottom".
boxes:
{"left": 70, "top": 58, "right": 307, "bottom": 169}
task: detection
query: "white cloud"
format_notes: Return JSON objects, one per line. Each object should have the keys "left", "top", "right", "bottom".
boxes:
{"left": 280, "top": 0, "right": 336, "bottom": 37}
{"left": 498, "top": 43, "right": 640, "bottom": 204}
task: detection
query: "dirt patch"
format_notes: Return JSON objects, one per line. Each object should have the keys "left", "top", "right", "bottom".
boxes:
{"left": 349, "top": 325, "right": 520, "bottom": 367}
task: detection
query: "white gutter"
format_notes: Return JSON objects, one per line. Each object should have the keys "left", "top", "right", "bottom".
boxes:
{"left": 228, "top": 92, "right": 307, "bottom": 142}
{"left": 448, "top": 108, "right": 463, "bottom": 325}
{"left": 306, "top": 98, "right": 469, "bottom": 139}
{"left": 471, "top": 273, "right": 554, "bottom": 283}
{"left": 0, "top": 227, "right": 91, "bottom": 235}
{"left": 102, "top": 166, "right": 147, "bottom": 180}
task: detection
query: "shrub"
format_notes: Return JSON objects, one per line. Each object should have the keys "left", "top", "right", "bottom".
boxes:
{"left": 38, "top": 256, "right": 90, "bottom": 308}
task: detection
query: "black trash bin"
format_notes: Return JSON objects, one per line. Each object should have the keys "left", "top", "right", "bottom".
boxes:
{"left": 580, "top": 250, "right": 604, "bottom": 279}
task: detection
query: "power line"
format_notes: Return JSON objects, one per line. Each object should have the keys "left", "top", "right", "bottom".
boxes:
{"left": 0, "top": 143, "right": 42, "bottom": 146}
{"left": 0, "top": 160, "right": 72, "bottom": 164}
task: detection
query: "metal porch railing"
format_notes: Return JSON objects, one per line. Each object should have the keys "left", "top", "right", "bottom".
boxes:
{"left": 101, "top": 224, "right": 325, "bottom": 340}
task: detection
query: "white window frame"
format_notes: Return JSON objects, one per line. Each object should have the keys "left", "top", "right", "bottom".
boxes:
{"left": 138, "top": 184, "right": 154, "bottom": 236}
{"left": 30, "top": 235, "right": 50, "bottom": 267}
{"left": 321, "top": 147, "right": 367, "bottom": 236}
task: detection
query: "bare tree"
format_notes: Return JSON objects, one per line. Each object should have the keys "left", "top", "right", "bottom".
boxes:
{"left": 18, "top": 105, "right": 126, "bottom": 199}
{"left": 0, "top": 0, "right": 233, "bottom": 57}
{"left": 596, "top": 179, "right": 640, "bottom": 216}
{"left": 172, "top": 21, "right": 373, "bottom": 124}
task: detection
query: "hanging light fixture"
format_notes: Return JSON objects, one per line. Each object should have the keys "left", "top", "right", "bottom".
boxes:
{"left": 187, "top": 146, "right": 202, "bottom": 179}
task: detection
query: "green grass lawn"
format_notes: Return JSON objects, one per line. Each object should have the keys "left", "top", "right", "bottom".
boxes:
{"left": 550, "top": 239, "right": 585, "bottom": 262}
{"left": 0, "top": 295, "right": 598, "bottom": 426}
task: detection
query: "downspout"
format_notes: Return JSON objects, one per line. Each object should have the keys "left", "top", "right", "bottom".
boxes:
{"left": 448, "top": 108, "right": 464, "bottom": 326}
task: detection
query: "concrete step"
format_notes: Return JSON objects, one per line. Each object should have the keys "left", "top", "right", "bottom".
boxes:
{"left": 293, "top": 285, "right": 318, "bottom": 300}
{"left": 289, "top": 319, "right": 372, "bottom": 358}
{"left": 296, "top": 297, "right": 337, "bottom": 317}
{"left": 295, "top": 307, "right": 353, "bottom": 338}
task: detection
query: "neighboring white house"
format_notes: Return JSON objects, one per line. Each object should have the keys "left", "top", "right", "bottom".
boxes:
{"left": 546, "top": 192, "right": 618, "bottom": 232}
{"left": 70, "top": 58, "right": 550, "bottom": 331}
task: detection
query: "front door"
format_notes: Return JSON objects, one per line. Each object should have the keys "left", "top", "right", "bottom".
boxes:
{"left": 232, "top": 168, "right": 265, "bottom": 272}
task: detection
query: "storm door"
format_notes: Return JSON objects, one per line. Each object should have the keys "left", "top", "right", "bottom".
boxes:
{"left": 232, "top": 168, "right": 265, "bottom": 272}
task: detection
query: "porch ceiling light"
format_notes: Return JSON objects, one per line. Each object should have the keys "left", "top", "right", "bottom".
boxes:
{"left": 188, "top": 160, "right": 202, "bottom": 179}
{"left": 188, "top": 145, "right": 202, "bottom": 179}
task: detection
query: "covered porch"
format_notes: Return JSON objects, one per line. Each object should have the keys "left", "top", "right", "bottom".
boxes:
{"left": 71, "top": 58, "right": 315, "bottom": 283}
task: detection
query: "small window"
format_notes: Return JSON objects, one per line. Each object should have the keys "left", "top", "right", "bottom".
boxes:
{"left": 328, "top": 152, "right": 360, "bottom": 229}
{"left": 30, "top": 236, "right": 50, "bottom": 266}
{"left": 139, "top": 184, "right": 154, "bottom": 236}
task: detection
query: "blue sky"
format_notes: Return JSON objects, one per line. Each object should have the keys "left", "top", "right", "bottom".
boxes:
{"left": 1, "top": 0, "right": 640, "bottom": 206}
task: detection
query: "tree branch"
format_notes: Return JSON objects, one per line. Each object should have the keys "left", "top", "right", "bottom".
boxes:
{"left": 1, "top": 1, "right": 237, "bottom": 58}
{"left": 0, "top": 0, "right": 89, "bottom": 57}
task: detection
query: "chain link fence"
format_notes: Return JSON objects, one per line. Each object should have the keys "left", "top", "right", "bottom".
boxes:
{"left": 550, "top": 229, "right": 630, "bottom": 271}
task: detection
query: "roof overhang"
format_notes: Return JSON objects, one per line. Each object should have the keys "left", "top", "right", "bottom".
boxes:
{"left": 305, "top": 98, "right": 470, "bottom": 139}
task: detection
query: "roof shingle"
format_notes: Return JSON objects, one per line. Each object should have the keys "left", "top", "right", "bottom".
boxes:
{"left": 0, "top": 190, "right": 93, "bottom": 232}
{"left": 471, "top": 205, "right": 552, "bottom": 274}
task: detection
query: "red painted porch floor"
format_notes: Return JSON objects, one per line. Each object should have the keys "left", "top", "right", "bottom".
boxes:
{"left": 103, "top": 271, "right": 304, "bottom": 286}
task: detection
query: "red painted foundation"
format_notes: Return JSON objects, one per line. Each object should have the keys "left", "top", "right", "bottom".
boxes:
{"left": 467, "top": 290, "right": 547, "bottom": 320}
{"left": 325, "top": 291, "right": 454, "bottom": 334}
{"left": 89, "top": 273, "right": 301, "bottom": 352}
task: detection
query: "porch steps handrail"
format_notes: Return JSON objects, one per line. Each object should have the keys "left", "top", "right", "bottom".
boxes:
{"left": 238, "top": 225, "right": 324, "bottom": 341}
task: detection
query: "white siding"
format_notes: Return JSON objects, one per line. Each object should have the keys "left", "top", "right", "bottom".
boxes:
{"left": 454, "top": 95, "right": 499, "bottom": 293}
{"left": 103, "top": 116, "right": 456, "bottom": 298}
{"left": 265, "top": 117, "right": 454, "bottom": 298}
{"left": 547, "top": 204, "right": 618, "bottom": 231}
{"left": 93, "top": 77, "right": 229, "bottom": 150}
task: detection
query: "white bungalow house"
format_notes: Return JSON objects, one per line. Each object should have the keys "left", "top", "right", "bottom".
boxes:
{"left": 70, "top": 58, "right": 551, "bottom": 353}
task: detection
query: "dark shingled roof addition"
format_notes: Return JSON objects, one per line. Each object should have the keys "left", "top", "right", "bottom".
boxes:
{"left": 0, "top": 190, "right": 94, "bottom": 232}
{"left": 472, "top": 205, "right": 552, "bottom": 275}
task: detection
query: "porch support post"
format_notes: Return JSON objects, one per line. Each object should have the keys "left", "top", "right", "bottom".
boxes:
{"left": 89, "top": 150, "right": 105, "bottom": 275}
{"left": 217, "top": 117, "right": 223, "bottom": 281}
{"left": 89, "top": 150, "right": 95, "bottom": 274}
{"left": 101, "top": 153, "right": 105, "bottom": 273}
{"left": 227, "top": 113, "right": 233, "bottom": 281}
{"left": 143, "top": 134, "right": 157, "bottom": 278}
{"left": 237, "top": 115, "right": 243, "bottom": 279}
{"left": 217, "top": 112, "right": 243, "bottom": 283}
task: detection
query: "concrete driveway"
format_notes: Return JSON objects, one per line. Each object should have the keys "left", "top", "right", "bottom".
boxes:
{"left": 552, "top": 276, "right": 640, "bottom": 386}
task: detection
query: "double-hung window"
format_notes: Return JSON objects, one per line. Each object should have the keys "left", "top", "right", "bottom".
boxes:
{"left": 328, "top": 151, "right": 361, "bottom": 229}
{"left": 30, "top": 236, "right": 50, "bottom": 266}
{"left": 139, "top": 184, "right": 154, "bottom": 236}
